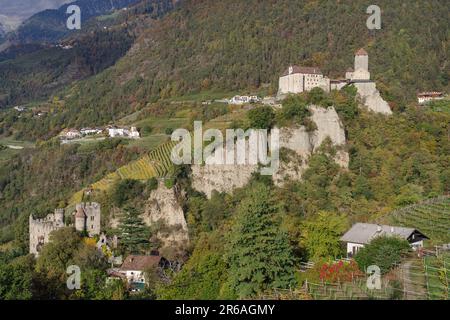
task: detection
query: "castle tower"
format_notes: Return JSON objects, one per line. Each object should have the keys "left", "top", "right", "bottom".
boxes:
{"left": 75, "top": 205, "right": 86, "bottom": 232}
{"left": 353, "top": 48, "right": 370, "bottom": 80}
{"left": 54, "top": 208, "right": 64, "bottom": 225}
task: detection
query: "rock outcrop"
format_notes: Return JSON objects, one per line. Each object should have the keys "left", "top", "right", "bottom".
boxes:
{"left": 353, "top": 82, "right": 392, "bottom": 115}
{"left": 192, "top": 106, "right": 349, "bottom": 197}
{"left": 141, "top": 181, "right": 189, "bottom": 254}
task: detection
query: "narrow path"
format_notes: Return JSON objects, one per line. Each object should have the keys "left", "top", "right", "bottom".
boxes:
{"left": 401, "top": 259, "right": 427, "bottom": 300}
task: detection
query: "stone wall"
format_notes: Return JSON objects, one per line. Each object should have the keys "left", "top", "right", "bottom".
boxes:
{"left": 29, "top": 210, "right": 65, "bottom": 256}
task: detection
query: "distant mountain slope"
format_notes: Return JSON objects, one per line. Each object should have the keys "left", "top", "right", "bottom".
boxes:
{"left": 56, "top": 0, "right": 449, "bottom": 127}
{"left": 0, "top": 0, "right": 72, "bottom": 20}
{"left": 0, "top": 0, "right": 178, "bottom": 108}
{"left": 12, "top": 0, "right": 142, "bottom": 43}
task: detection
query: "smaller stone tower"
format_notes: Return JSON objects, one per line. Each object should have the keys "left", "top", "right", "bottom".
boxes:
{"left": 75, "top": 205, "right": 86, "bottom": 232}
{"left": 74, "top": 202, "right": 101, "bottom": 236}
{"left": 352, "top": 48, "right": 370, "bottom": 80}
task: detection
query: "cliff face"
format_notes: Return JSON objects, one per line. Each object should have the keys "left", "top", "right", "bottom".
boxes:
{"left": 141, "top": 181, "right": 189, "bottom": 255}
{"left": 192, "top": 106, "right": 349, "bottom": 197}
{"left": 353, "top": 82, "right": 393, "bottom": 115}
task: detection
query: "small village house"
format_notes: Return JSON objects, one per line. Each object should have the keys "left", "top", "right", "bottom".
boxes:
{"left": 340, "top": 223, "right": 429, "bottom": 257}
{"left": 117, "top": 255, "right": 167, "bottom": 290}
{"left": 417, "top": 92, "right": 444, "bottom": 105}
{"left": 59, "top": 128, "right": 81, "bottom": 140}
{"left": 108, "top": 126, "right": 140, "bottom": 139}
{"left": 228, "top": 95, "right": 260, "bottom": 105}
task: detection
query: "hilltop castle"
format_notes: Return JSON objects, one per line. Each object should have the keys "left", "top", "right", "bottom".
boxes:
{"left": 29, "top": 202, "right": 101, "bottom": 256}
{"left": 278, "top": 48, "right": 392, "bottom": 115}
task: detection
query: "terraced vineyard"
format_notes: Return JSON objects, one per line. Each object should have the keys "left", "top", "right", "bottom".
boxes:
{"left": 69, "top": 141, "right": 177, "bottom": 204}
{"left": 376, "top": 196, "right": 450, "bottom": 244}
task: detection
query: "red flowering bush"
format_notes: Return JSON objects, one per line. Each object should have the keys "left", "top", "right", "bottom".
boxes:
{"left": 317, "top": 260, "right": 363, "bottom": 283}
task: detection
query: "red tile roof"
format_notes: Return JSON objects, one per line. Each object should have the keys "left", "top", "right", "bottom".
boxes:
{"left": 75, "top": 207, "right": 86, "bottom": 218}
{"left": 281, "top": 65, "right": 322, "bottom": 76}
{"left": 120, "top": 255, "right": 162, "bottom": 271}
{"left": 355, "top": 48, "right": 368, "bottom": 56}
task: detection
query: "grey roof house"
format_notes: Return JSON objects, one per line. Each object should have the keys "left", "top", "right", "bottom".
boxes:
{"left": 340, "top": 223, "right": 429, "bottom": 257}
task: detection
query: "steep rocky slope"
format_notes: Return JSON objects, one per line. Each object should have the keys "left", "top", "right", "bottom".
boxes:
{"left": 192, "top": 105, "right": 349, "bottom": 198}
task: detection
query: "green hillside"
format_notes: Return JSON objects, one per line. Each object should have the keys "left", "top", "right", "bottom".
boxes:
{"left": 376, "top": 196, "right": 450, "bottom": 244}
{"left": 57, "top": 0, "right": 449, "bottom": 126}
{"left": 69, "top": 140, "right": 177, "bottom": 204}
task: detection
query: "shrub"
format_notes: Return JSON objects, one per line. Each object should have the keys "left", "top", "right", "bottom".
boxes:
{"left": 354, "top": 236, "right": 410, "bottom": 274}
{"left": 247, "top": 106, "right": 275, "bottom": 129}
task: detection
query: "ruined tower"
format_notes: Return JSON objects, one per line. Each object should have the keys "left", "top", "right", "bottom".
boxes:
{"left": 74, "top": 202, "right": 101, "bottom": 236}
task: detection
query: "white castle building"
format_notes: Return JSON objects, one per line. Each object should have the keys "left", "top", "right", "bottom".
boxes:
{"left": 278, "top": 48, "right": 392, "bottom": 115}
{"left": 29, "top": 202, "right": 101, "bottom": 256}
{"left": 278, "top": 66, "right": 330, "bottom": 96}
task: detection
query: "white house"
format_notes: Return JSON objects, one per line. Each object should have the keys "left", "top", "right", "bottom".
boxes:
{"left": 108, "top": 126, "right": 140, "bottom": 139}
{"left": 417, "top": 92, "right": 444, "bottom": 105}
{"left": 340, "top": 223, "right": 429, "bottom": 257}
{"left": 81, "top": 128, "right": 103, "bottom": 136}
{"left": 60, "top": 129, "right": 81, "bottom": 139}
{"left": 229, "top": 95, "right": 260, "bottom": 105}
{"left": 118, "top": 255, "right": 165, "bottom": 285}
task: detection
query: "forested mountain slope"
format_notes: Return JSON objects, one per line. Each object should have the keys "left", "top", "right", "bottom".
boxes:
{"left": 0, "top": 0, "right": 179, "bottom": 108}
{"left": 58, "top": 0, "right": 449, "bottom": 126}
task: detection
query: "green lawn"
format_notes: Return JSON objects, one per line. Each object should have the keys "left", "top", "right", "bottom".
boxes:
{"left": 0, "top": 137, "right": 34, "bottom": 163}
{"left": 423, "top": 253, "right": 450, "bottom": 300}
{"left": 125, "top": 134, "right": 169, "bottom": 151}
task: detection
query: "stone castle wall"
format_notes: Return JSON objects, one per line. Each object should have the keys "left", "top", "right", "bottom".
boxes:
{"left": 29, "top": 210, "right": 65, "bottom": 256}
{"left": 29, "top": 203, "right": 101, "bottom": 255}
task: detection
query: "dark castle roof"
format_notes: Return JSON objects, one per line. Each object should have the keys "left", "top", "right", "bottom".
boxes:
{"left": 281, "top": 65, "right": 322, "bottom": 76}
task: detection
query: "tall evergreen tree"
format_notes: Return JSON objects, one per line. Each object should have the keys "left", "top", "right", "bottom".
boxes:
{"left": 224, "top": 183, "right": 296, "bottom": 298}
{"left": 118, "top": 208, "right": 151, "bottom": 254}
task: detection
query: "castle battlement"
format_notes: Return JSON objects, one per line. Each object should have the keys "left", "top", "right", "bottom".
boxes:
{"left": 29, "top": 209, "right": 65, "bottom": 256}
{"left": 29, "top": 203, "right": 101, "bottom": 256}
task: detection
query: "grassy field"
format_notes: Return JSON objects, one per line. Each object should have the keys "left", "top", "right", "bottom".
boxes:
{"left": 125, "top": 134, "right": 169, "bottom": 151}
{"left": 69, "top": 140, "right": 177, "bottom": 205}
{"left": 0, "top": 136, "right": 34, "bottom": 163}
{"left": 423, "top": 253, "right": 450, "bottom": 300}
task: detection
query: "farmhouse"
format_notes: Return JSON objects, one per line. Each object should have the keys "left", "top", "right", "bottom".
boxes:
{"left": 341, "top": 223, "right": 429, "bottom": 257}
{"left": 59, "top": 128, "right": 81, "bottom": 140}
{"left": 228, "top": 95, "right": 260, "bottom": 105}
{"left": 417, "top": 92, "right": 444, "bottom": 104}
{"left": 80, "top": 127, "right": 103, "bottom": 136}
{"left": 108, "top": 126, "right": 140, "bottom": 139}
{"left": 117, "top": 255, "right": 168, "bottom": 291}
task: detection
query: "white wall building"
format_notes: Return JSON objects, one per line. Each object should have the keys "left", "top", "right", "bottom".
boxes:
{"left": 341, "top": 223, "right": 429, "bottom": 257}
{"left": 108, "top": 127, "right": 140, "bottom": 139}
{"left": 229, "top": 95, "right": 260, "bottom": 105}
{"left": 345, "top": 48, "right": 371, "bottom": 81}
{"left": 417, "top": 92, "right": 444, "bottom": 105}
{"left": 119, "top": 255, "right": 165, "bottom": 285}
{"left": 278, "top": 66, "right": 330, "bottom": 96}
